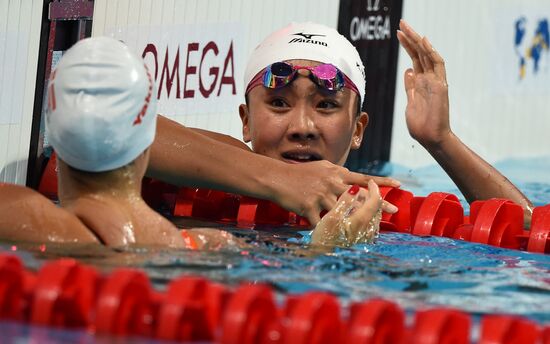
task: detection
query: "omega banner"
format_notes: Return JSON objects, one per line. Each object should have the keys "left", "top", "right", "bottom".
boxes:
{"left": 338, "top": 0, "right": 403, "bottom": 173}
{"left": 107, "top": 24, "right": 244, "bottom": 118}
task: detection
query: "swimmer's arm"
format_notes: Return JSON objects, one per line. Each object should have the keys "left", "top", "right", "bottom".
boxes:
{"left": 0, "top": 183, "right": 99, "bottom": 243}
{"left": 148, "top": 115, "right": 284, "bottom": 191}
{"left": 148, "top": 116, "right": 399, "bottom": 225}
{"left": 188, "top": 127, "right": 253, "bottom": 151}
{"left": 397, "top": 20, "right": 533, "bottom": 227}
{"left": 424, "top": 133, "right": 533, "bottom": 227}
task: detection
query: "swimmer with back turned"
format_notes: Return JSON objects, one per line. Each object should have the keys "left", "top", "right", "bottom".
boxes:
{"left": 0, "top": 37, "right": 238, "bottom": 249}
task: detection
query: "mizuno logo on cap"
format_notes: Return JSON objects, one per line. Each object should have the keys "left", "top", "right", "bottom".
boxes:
{"left": 288, "top": 32, "right": 328, "bottom": 46}
{"left": 293, "top": 33, "right": 325, "bottom": 39}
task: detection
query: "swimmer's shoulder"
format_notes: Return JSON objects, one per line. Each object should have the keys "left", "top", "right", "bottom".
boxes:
{"left": 133, "top": 202, "right": 184, "bottom": 248}
{"left": 68, "top": 196, "right": 138, "bottom": 246}
{"left": 0, "top": 183, "right": 99, "bottom": 244}
{"left": 69, "top": 196, "right": 183, "bottom": 248}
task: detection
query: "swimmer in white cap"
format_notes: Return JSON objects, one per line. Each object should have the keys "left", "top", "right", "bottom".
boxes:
{"left": 146, "top": 20, "right": 532, "bottom": 244}
{"left": 0, "top": 37, "right": 241, "bottom": 249}
{"left": 248, "top": 21, "right": 533, "bottom": 232}
{"left": 239, "top": 22, "right": 388, "bottom": 244}
{"left": 147, "top": 26, "right": 400, "bottom": 230}
{"left": 239, "top": 20, "right": 532, "bottom": 241}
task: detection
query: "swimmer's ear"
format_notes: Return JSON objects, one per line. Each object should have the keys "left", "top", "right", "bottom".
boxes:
{"left": 351, "top": 111, "right": 369, "bottom": 150}
{"left": 239, "top": 104, "right": 252, "bottom": 143}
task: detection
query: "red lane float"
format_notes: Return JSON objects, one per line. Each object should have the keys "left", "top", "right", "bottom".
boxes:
{"left": 220, "top": 284, "right": 279, "bottom": 344}
{"left": 379, "top": 186, "right": 414, "bottom": 232}
{"left": 1, "top": 253, "right": 549, "bottom": 343}
{"left": 156, "top": 276, "right": 231, "bottom": 341}
{"left": 37, "top": 157, "right": 550, "bottom": 254}
{"left": 141, "top": 177, "right": 179, "bottom": 210}
{"left": 479, "top": 315, "right": 540, "bottom": 344}
{"left": 410, "top": 308, "right": 470, "bottom": 344}
{"left": 285, "top": 292, "right": 342, "bottom": 344}
{"left": 410, "top": 192, "right": 464, "bottom": 237}
{"left": 95, "top": 269, "right": 155, "bottom": 337}
{"left": 347, "top": 299, "right": 405, "bottom": 343}
{"left": 469, "top": 199, "right": 524, "bottom": 249}
{"left": 527, "top": 204, "right": 550, "bottom": 253}
{"left": 174, "top": 188, "right": 240, "bottom": 223}
{"left": 237, "top": 196, "right": 301, "bottom": 228}
{"left": 31, "top": 259, "right": 98, "bottom": 328}
{"left": 452, "top": 224, "right": 474, "bottom": 241}
{"left": 156, "top": 276, "right": 213, "bottom": 341}
{"left": 172, "top": 186, "right": 197, "bottom": 217}
{"left": 0, "top": 255, "right": 27, "bottom": 320}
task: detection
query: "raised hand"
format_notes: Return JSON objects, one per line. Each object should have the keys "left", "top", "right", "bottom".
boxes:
{"left": 396, "top": 20, "right": 534, "bottom": 227}
{"left": 397, "top": 20, "right": 451, "bottom": 148}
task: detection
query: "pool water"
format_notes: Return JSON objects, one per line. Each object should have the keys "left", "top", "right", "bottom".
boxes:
{"left": 1, "top": 157, "right": 550, "bottom": 342}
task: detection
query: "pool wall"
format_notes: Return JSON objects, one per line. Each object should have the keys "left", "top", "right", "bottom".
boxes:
{"left": 0, "top": 0, "right": 44, "bottom": 185}
{"left": 392, "top": 1, "right": 550, "bottom": 168}
{"left": 2, "top": 0, "right": 550, "bottom": 185}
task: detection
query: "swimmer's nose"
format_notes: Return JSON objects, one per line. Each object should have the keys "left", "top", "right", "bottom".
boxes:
{"left": 287, "top": 108, "right": 319, "bottom": 142}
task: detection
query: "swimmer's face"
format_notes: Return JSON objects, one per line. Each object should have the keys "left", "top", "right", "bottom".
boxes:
{"left": 240, "top": 60, "right": 368, "bottom": 166}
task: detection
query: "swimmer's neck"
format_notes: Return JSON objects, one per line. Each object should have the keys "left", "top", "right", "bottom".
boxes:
{"left": 56, "top": 159, "right": 144, "bottom": 206}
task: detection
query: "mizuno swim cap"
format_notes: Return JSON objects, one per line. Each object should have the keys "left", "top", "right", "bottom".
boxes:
{"left": 244, "top": 22, "right": 366, "bottom": 106}
{"left": 46, "top": 36, "right": 157, "bottom": 172}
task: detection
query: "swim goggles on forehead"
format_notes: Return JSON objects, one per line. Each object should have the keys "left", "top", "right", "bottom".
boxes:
{"left": 245, "top": 61, "right": 360, "bottom": 96}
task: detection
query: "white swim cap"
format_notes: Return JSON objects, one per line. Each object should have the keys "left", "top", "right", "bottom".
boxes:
{"left": 244, "top": 22, "right": 366, "bottom": 106}
{"left": 46, "top": 36, "right": 157, "bottom": 172}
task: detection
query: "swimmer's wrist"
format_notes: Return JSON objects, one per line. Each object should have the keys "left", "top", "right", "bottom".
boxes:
{"left": 420, "top": 130, "right": 456, "bottom": 153}
{"left": 255, "top": 159, "right": 289, "bottom": 204}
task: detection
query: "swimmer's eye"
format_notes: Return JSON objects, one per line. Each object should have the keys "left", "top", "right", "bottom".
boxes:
{"left": 269, "top": 98, "right": 290, "bottom": 108}
{"left": 317, "top": 100, "right": 340, "bottom": 111}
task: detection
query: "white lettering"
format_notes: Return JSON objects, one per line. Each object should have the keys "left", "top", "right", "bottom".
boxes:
{"left": 349, "top": 15, "right": 392, "bottom": 42}
{"left": 366, "top": 0, "right": 380, "bottom": 11}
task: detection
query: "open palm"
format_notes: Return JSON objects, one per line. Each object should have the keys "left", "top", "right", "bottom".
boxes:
{"left": 397, "top": 20, "right": 451, "bottom": 148}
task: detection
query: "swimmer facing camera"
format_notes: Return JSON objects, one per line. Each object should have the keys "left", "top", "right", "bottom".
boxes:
{"left": 0, "top": 36, "right": 376, "bottom": 250}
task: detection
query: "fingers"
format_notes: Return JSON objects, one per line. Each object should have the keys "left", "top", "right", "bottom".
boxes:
{"left": 304, "top": 209, "right": 321, "bottom": 226}
{"left": 382, "top": 200, "right": 398, "bottom": 214}
{"left": 397, "top": 30, "right": 423, "bottom": 73}
{"left": 419, "top": 40, "right": 435, "bottom": 72}
{"left": 399, "top": 20, "right": 444, "bottom": 78}
{"left": 311, "top": 182, "right": 390, "bottom": 247}
{"left": 343, "top": 181, "right": 383, "bottom": 244}
{"left": 399, "top": 20, "right": 427, "bottom": 72}
{"left": 368, "top": 175, "right": 401, "bottom": 187}
{"left": 340, "top": 172, "right": 398, "bottom": 214}
{"left": 421, "top": 36, "right": 448, "bottom": 82}
{"left": 310, "top": 186, "right": 357, "bottom": 245}
{"left": 320, "top": 194, "right": 338, "bottom": 214}
{"left": 345, "top": 170, "right": 401, "bottom": 188}
{"left": 349, "top": 181, "right": 382, "bottom": 224}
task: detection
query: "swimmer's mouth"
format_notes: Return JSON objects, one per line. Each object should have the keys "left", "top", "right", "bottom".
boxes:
{"left": 281, "top": 152, "right": 323, "bottom": 163}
